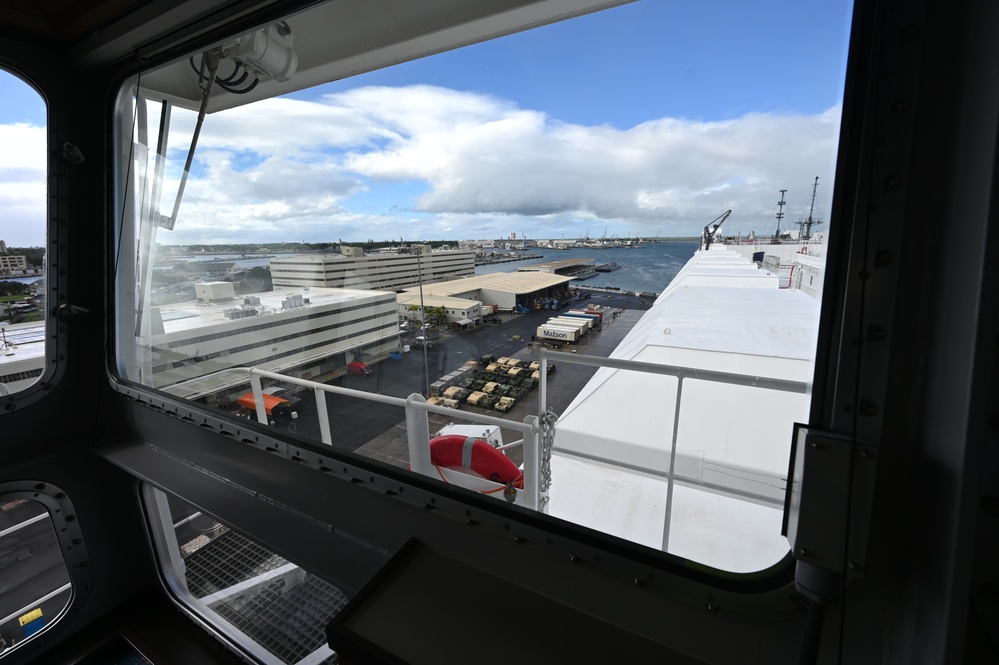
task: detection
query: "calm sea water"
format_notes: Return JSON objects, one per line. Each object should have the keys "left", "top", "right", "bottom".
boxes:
{"left": 475, "top": 241, "right": 699, "bottom": 295}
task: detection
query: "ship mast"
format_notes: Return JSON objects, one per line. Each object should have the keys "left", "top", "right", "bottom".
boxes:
{"left": 802, "top": 176, "right": 822, "bottom": 239}
{"left": 805, "top": 176, "right": 822, "bottom": 240}
{"left": 774, "top": 189, "right": 787, "bottom": 243}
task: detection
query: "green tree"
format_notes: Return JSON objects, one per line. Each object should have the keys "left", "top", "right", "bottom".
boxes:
{"left": 405, "top": 304, "right": 422, "bottom": 321}
{"left": 0, "top": 281, "right": 33, "bottom": 297}
{"left": 241, "top": 266, "right": 273, "bottom": 293}
{"left": 425, "top": 306, "right": 448, "bottom": 326}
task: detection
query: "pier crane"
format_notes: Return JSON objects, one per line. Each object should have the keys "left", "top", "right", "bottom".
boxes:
{"left": 701, "top": 210, "right": 732, "bottom": 250}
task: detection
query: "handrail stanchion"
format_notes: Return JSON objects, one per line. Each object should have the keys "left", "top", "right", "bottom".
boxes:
{"left": 249, "top": 372, "right": 268, "bottom": 425}
{"left": 521, "top": 415, "right": 540, "bottom": 511}
{"left": 539, "top": 350, "right": 548, "bottom": 415}
{"left": 662, "top": 373, "right": 684, "bottom": 552}
{"left": 314, "top": 387, "right": 332, "bottom": 445}
{"left": 405, "top": 393, "right": 433, "bottom": 476}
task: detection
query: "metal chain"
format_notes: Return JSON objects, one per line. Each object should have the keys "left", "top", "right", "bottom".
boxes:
{"left": 539, "top": 408, "right": 558, "bottom": 493}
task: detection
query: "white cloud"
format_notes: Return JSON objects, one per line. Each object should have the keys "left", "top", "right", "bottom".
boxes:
{"left": 6, "top": 86, "right": 842, "bottom": 246}
{"left": 160, "top": 84, "right": 839, "bottom": 242}
{"left": 0, "top": 123, "right": 46, "bottom": 247}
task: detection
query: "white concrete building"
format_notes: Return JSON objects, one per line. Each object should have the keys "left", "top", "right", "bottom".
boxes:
{"left": 147, "top": 286, "right": 401, "bottom": 400}
{"left": 0, "top": 254, "right": 29, "bottom": 273}
{"left": 396, "top": 293, "right": 482, "bottom": 328}
{"left": 269, "top": 245, "right": 474, "bottom": 291}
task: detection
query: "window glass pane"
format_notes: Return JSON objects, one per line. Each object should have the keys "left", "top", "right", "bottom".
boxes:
{"left": 115, "top": 0, "right": 852, "bottom": 572}
{"left": 144, "top": 486, "right": 344, "bottom": 664}
{"left": 0, "top": 499, "right": 72, "bottom": 655}
{"left": 0, "top": 70, "right": 46, "bottom": 396}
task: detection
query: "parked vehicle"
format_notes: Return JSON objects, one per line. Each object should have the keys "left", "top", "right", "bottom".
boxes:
{"left": 348, "top": 361, "right": 373, "bottom": 376}
{"left": 236, "top": 391, "right": 298, "bottom": 422}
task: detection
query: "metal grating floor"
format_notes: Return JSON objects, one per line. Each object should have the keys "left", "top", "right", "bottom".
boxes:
{"left": 182, "top": 527, "right": 286, "bottom": 597}
{"left": 212, "top": 572, "right": 347, "bottom": 664}
{"left": 181, "top": 528, "right": 347, "bottom": 664}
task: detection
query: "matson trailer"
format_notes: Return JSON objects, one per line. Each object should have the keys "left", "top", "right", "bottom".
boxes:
{"left": 569, "top": 308, "right": 604, "bottom": 322}
{"left": 563, "top": 311, "right": 601, "bottom": 328}
{"left": 545, "top": 317, "right": 590, "bottom": 335}
{"left": 550, "top": 314, "right": 594, "bottom": 330}
{"left": 536, "top": 325, "right": 582, "bottom": 343}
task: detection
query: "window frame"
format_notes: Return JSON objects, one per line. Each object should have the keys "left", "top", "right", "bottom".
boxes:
{"left": 140, "top": 484, "right": 343, "bottom": 665}
{"left": 98, "top": 0, "right": 884, "bottom": 620}
{"left": 0, "top": 58, "right": 69, "bottom": 412}
{"left": 0, "top": 481, "right": 91, "bottom": 660}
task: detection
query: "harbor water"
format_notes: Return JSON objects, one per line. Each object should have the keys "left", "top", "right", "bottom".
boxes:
{"left": 475, "top": 241, "right": 699, "bottom": 296}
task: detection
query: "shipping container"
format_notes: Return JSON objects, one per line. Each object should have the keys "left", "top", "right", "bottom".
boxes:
{"left": 546, "top": 316, "right": 590, "bottom": 333}
{"left": 536, "top": 325, "right": 581, "bottom": 343}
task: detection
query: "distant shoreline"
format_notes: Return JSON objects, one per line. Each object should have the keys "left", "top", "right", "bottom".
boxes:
{"left": 1, "top": 273, "right": 45, "bottom": 284}
{"left": 475, "top": 253, "right": 543, "bottom": 266}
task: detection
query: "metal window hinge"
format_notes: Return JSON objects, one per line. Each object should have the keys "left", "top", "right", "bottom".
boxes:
{"left": 783, "top": 426, "right": 879, "bottom": 603}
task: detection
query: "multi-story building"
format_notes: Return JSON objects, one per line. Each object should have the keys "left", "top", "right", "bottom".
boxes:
{"left": 0, "top": 254, "right": 28, "bottom": 273}
{"left": 269, "top": 245, "right": 474, "bottom": 291}
{"left": 145, "top": 282, "right": 401, "bottom": 401}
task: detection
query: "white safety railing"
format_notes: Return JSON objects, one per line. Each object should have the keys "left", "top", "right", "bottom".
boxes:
{"left": 203, "top": 367, "right": 546, "bottom": 511}
{"left": 178, "top": 352, "right": 807, "bottom": 531}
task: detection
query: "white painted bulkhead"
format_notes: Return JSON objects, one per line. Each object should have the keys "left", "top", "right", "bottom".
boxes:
{"left": 548, "top": 245, "right": 821, "bottom": 573}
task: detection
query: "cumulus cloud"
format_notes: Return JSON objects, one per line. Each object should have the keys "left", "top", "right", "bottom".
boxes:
{"left": 328, "top": 88, "right": 840, "bottom": 234}
{"left": 169, "top": 84, "right": 837, "bottom": 242}
{"left": 0, "top": 123, "right": 46, "bottom": 246}
{"left": 7, "top": 85, "right": 841, "bottom": 246}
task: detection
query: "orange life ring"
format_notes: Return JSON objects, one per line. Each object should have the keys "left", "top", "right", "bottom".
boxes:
{"left": 429, "top": 435, "right": 524, "bottom": 489}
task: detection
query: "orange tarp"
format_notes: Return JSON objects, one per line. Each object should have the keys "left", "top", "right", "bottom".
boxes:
{"left": 237, "top": 392, "right": 290, "bottom": 414}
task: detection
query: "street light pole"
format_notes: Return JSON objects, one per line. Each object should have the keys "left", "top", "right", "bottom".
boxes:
{"left": 416, "top": 249, "right": 430, "bottom": 396}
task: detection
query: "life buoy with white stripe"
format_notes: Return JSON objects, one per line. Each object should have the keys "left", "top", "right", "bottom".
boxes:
{"left": 429, "top": 435, "right": 524, "bottom": 489}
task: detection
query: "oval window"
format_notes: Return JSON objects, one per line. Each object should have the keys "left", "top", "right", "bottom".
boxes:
{"left": 0, "top": 498, "right": 72, "bottom": 655}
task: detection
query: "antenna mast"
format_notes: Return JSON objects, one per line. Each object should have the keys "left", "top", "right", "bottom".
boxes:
{"left": 804, "top": 176, "right": 821, "bottom": 239}
{"left": 775, "top": 189, "right": 787, "bottom": 243}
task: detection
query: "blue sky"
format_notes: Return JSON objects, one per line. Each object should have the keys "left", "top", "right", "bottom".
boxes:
{"left": 305, "top": 1, "right": 854, "bottom": 126}
{"left": 0, "top": 0, "right": 855, "bottom": 247}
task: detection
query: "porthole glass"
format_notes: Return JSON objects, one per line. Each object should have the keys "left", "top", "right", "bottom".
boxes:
{"left": 0, "top": 498, "right": 72, "bottom": 656}
{"left": 0, "top": 69, "right": 47, "bottom": 397}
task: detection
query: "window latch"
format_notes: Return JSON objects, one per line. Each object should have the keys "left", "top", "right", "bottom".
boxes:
{"left": 55, "top": 303, "right": 90, "bottom": 319}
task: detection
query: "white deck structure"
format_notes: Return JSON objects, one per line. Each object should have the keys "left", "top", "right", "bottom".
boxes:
{"left": 0, "top": 323, "right": 45, "bottom": 394}
{"left": 548, "top": 244, "right": 822, "bottom": 573}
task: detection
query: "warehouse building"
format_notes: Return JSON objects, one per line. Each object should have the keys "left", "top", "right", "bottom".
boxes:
{"left": 397, "top": 271, "right": 574, "bottom": 317}
{"left": 518, "top": 257, "right": 597, "bottom": 279}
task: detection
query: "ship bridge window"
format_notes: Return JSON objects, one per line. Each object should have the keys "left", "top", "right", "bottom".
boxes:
{"left": 0, "top": 69, "right": 48, "bottom": 402}
{"left": 112, "top": 0, "right": 851, "bottom": 575}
